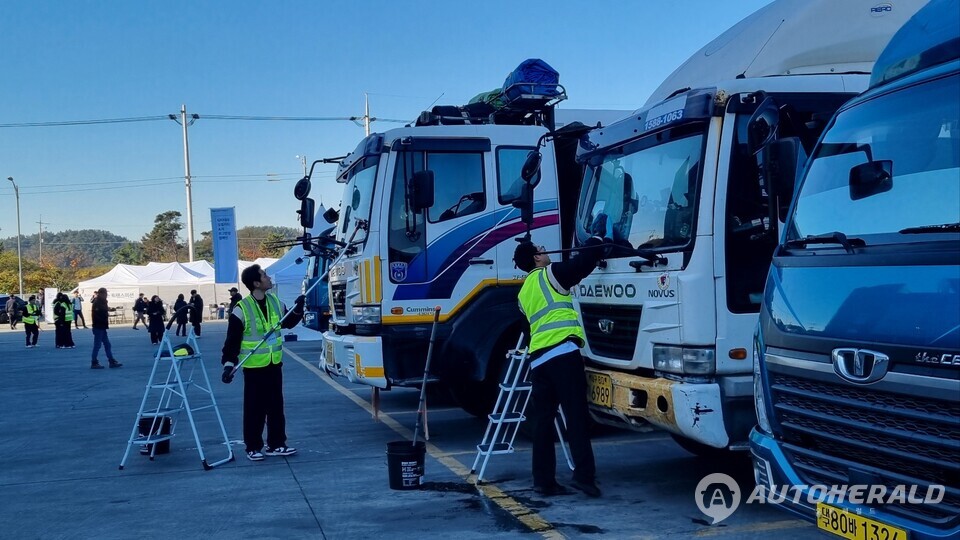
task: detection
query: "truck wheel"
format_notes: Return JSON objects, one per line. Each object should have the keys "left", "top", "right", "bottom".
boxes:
{"left": 450, "top": 330, "right": 518, "bottom": 418}
{"left": 670, "top": 433, "right": 734, "bottom": 458}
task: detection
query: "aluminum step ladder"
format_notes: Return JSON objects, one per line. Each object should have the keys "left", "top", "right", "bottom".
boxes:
{"left": 471, "top": 334, "right": 573, "bottom": 483}
{"left": 119, "top": 327, "right": 234, "bottom": 470}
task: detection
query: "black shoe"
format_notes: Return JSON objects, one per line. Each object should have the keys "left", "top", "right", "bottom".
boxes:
{"left": 91, "top": 362, "right": 105, "bottom": 369}
{"left": 570, "top": 479, "right": 602, "bottom": 498}
{"left": 108, "top": 359, "right": 123, "bottom": 368}
{"left": 533, "top": 481, "right": 570, "bottom": 497}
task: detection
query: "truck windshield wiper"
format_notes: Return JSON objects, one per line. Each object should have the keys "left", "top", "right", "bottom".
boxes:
{"left": 782, "top": 232, "right": 866, "bottom": 253}
{"left": 899, "top": 222, "right": 960, "bottom": 234}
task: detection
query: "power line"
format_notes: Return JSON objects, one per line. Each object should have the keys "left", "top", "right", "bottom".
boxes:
{"left": 0, "top": 116, "right": 169, "bottom": 128}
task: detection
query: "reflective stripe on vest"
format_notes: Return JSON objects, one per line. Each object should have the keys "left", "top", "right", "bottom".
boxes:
{"left": 22, "top": 304, "right": 38, "bottom": 325}
{"left": 237, "top": 293, "right": 284, "bottom": 368}
{"left": 518, "top": 267, "right": 585, "bottom": 355}
{"left": 60, "top": 301, "right": 74, "bottom": 322}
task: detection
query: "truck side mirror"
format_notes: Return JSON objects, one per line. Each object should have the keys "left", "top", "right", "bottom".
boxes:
{"left": 761, "top": 137, "right": 805, "bottom": 220}
{"left": 521, "top": 150, "right": 542, "bottom": 186}
{"left": 513, "top": 182, "right": 534, "bottom": 227}
{"left": 298, "top": 198, "right": 315, "bottom": 229}
{"left": 409, "top": 170, "right": 435, "bottom": 213}
{"left": 849, "top": 160, "right": 893, "bottom": 201}
{"left": 293, "top": 177, "right": 311, "bottom": 201}
{"left": 323, "top": 207, "right": 339, "bottom": 224}
{"left": 748, "top": 97, "right": 780, "bottom": 155}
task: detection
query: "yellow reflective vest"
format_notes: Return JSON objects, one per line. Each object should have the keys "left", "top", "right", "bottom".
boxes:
{"left": 59, "top": 301, "right": 74, "bottom": 322}
{"left": 22, "top": 303, "right": 38, "bottom": 325}
{"left": 236, "top": 293, "right": 284, "bottom": 368}
{"left": 518, "top": 267, "right": 586, "bottom": 355}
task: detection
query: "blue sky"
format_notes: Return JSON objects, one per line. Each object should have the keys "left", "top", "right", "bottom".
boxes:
{"left": 0, "top": 0, "right": 770, "bottom": 244}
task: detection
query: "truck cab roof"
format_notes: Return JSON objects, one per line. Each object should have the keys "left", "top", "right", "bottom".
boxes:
{"left": 646, "top": 0, "right": 925, "bottom": 107}
{"left": 870, "top": 0, "right": 960, "bottom": 88}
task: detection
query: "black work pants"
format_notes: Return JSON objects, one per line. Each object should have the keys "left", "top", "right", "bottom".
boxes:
{"left": 24, "top": 323, "right": 38, "bottom": 346}
{"left": 74, "top": 309, "right": 85, "bottom": 328}
{"left": 529, "top": 349, "right": 596, "bottom": 486}
{"left": 242, "top": 362, "right": 286, "bottom": 452}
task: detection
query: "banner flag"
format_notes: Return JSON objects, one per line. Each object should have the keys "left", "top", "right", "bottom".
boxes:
{"left": 211, "top": 207, "right": 239, "bottom": 283}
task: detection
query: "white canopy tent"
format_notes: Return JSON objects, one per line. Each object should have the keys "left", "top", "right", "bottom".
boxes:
{"left": 75, "top": 259, "right": 274, "bottom": 322}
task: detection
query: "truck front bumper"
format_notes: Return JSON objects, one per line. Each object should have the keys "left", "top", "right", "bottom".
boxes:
{"left": 585, "top": 368, "right": 752, "bottom": 448}
{"left": 750, "top": 428, "right": 960, "bottom": 540}
{"left": 322, "top": 331, "right": 388, "bottom": 389}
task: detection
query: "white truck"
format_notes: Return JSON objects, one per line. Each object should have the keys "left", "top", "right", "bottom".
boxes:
{"left": 318, "top": 81, "right": 624, "bottom": 415}
{"left": 568, "top": 0, "right": 925, "bottom": 455}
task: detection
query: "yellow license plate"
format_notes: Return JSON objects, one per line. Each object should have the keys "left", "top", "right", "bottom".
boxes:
{"left": 586, "top": 372, "right": 612, "bottom": 408}
{"left": 324, "top": 340, "right": 334, "bottom": 366}
{"left": 817, "top": 502, "right": 908, "bottom": 540}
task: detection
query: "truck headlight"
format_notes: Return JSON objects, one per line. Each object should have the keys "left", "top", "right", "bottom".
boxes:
{"left": 351, "top": 305, "right": 381, "bottom": 325}
{"left": 754, "top": 332, "right": 772, "bottom": 433}
{"left": 653, "top": 346, "right": 715, "bottom": 375}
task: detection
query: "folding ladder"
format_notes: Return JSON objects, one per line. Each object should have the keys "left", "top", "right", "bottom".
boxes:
{"left": 471, "top": 334, "right": 573, "bottom": 483}
{"left": 119, "top": 328, "right": 233, "bottom": 470}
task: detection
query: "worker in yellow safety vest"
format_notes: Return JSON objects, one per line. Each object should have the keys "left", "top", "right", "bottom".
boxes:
{"left": 513, "top": 213, "right": 615, "bottom": 498}
{"left": 220, "top": 264, "right": 305, "bottom": 462}
{"left": 22, "top": 295, "right": 40, "bottom": 348}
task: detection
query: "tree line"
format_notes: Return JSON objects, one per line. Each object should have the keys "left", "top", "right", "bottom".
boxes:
{"left": 0, "top": 210, "right": 298, "bottom": 293}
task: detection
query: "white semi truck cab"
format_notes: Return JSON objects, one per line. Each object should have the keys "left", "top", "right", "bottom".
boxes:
{"left": 319, "top": 87, "right": 625, "bottom": 415}
{"left": 571, "top": 0, "right": 924, "bottom": 455}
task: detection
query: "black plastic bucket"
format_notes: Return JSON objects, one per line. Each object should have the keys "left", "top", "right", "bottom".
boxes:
{"left": 386, "top": 440, "right": 425, "bottom": 490}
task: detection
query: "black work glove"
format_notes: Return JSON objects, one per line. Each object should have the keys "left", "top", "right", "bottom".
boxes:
{"left": 221, "top": 365, "right": 235, "bottom": 384}
{"left": 294, "top": 295, "right": 306, "bottom": 311}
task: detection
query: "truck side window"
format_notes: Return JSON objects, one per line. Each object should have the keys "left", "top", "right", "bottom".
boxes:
{"left": 428, "top": 152, "right": 485, "bottom": 223}
{"left": 497, "top": 147, "right": 534, "bottom": 204}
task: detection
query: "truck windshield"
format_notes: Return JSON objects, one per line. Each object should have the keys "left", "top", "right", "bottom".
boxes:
{"left": 336, "top": 156, "right": 379, "bottom": 245}
{"left": 789, "top": 73, "right": 960, "bottom": 243}
{"left": 577, "top": 127, "right": 705, "bottom": 252}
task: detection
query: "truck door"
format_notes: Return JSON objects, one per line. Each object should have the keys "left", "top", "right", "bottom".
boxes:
{"left": 387, "top": 139, "right": 494, "bottom": 306}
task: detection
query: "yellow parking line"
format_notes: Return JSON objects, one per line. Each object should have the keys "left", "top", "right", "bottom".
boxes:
{"left": 693, "top": 519, "right": 809, "bottom": 537}
{"left": 285, "top": 348, "right": 565, "bottom": 539}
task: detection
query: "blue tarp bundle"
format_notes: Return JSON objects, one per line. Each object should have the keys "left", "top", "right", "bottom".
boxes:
{"left": 502, "top": 59, "right": 561, "bottom": 102}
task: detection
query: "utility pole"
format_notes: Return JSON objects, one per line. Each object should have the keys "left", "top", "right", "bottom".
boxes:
{"left": 364, "top": 92, "right": 371, "bottom": 136}
{"left": 7, "top": 176, "right": 23, "bottom": 295}
{"left": 170, "top": 105, "right": 199, "bottom": 262}
{"left": 36, "top": 215, "right": 47, "bottom": 264}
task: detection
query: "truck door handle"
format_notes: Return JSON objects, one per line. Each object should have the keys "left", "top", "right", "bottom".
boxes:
{"left": 469, "top": 258, "right": 494, "bottom": 265}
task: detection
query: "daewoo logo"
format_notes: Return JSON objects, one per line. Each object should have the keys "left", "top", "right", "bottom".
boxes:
{"left": 577, "top": 284, "right": 637, "bottom": 298}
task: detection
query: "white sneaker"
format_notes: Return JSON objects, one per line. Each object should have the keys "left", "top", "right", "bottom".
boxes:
{"left": 265, "top": 446, "right": 297, "bottom": 457}
{"left": 246, "top": 450, "right": 265, "bottom": 461}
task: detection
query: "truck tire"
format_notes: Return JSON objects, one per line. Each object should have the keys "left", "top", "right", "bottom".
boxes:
{"left": 450, "top": 329, "right": 518, "bottom": 418}
{"left": 670, "top": 433, "right": 738, "bottom": 459}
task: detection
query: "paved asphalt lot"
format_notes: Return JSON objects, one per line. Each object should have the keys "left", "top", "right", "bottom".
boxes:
{"left": 0, "top": 320, "right": 823, "bottom": 539}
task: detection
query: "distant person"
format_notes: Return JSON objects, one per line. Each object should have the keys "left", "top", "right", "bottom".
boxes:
{"left": 220, "top": 264, "right": 305, "bottom": 461}
{"left": 72, "top": 290, "right": 87, "bottom": 328}
{"left": 36, "top": 289, "right": 45, "bottom": 320}
{"left": 189, "top": 289, "right": 203, "bottom": 337}
{"left": 132, "top": 293, "right": 148, "bottom": 330}
{"left": 6, "top": 294, "right": 19, "bottom": 330}
{"left": 22, "top": 295, "right": 40, "bottom": 348}
{"left": 227, "top": 287, "right": 242, "bottom": 316}
{"left": 90, "top": 287, "right": 122, "bottom": 369}
{"left": 54, "top": 292, "right": 76, "bottom": 349}
{"left": 146, "top": 295, "right": 166, "bottom": 345}
{"left": 173, "top": 294, "right": 189, "bottom": 336}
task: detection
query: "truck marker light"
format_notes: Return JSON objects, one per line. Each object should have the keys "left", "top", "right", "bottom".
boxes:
{"left": 729, "top": 348, "right": 748, "bottom": 360}
{"left": 390, "top": 307, "right": 403, "bottom": 315}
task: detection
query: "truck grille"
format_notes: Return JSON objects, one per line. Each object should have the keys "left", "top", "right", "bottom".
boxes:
{"left": 331, "top": 282, "right": 346, "bottom": 319}
{"left": 770, "top": 373, "right": 960, "bottom": 528}
{"left": 579, "top": 304, "right": 641, "bottom": 360}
